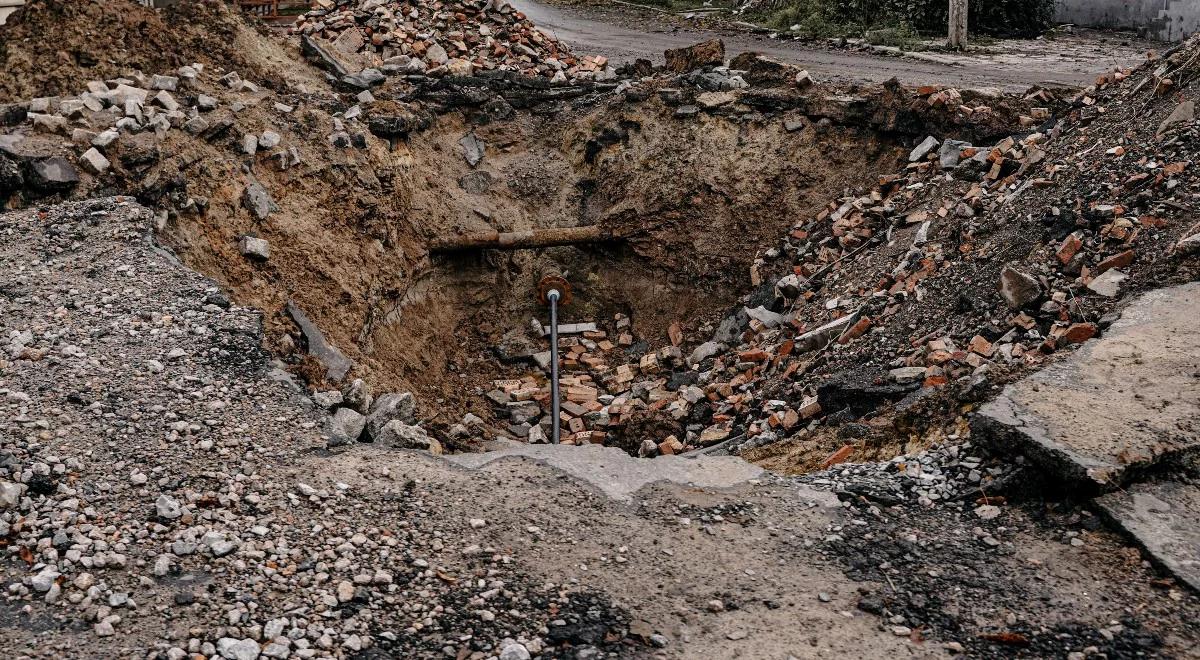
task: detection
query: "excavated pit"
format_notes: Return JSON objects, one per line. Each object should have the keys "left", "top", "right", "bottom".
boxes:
{"left": 238, "top": 108, "right": 913, "bottom": 451}
{"left": 0, "top": 4, "right": 1033, "bottom": 462}
{"left": 145, "top": 87, "right": 1034, "bottom": 459}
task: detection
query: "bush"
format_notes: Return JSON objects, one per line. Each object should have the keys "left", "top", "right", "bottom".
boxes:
{"left": 754, "top": 0, "right": 1055, "bottom": 38}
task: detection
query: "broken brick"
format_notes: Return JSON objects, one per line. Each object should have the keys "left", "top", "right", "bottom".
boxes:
{"left": 821, "top": 445, "right": 854, "bottom": 470}
{"left": 1060, "top": 323, "right": 1098, "bottom": 345}
{"left": 1056, "top": 232, "right": 1083, "bottom": 265}
{"left": 1095, "top": 249, "right": 1134, "bottom": 275}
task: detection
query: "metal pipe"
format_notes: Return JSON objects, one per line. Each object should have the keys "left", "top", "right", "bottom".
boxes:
{"left": 429, "top": 226, "right": 615, "bottom": 253}
{"left": 547, "top": 289, "right": 562, "bottom": 445}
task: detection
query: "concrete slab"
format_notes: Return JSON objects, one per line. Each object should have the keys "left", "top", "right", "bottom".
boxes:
{"left": 446, "top": 442, "right": 777, "bottom": 503}
{"left": 1097, "top": 481, "right": 1200, "bottom": 593}
{"left": 974, "top": 283, "right": 1200, "bottom": 490}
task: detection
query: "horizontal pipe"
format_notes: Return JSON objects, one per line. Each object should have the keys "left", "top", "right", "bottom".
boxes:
{"left": 430, "top": 226, "right": 615, "bottom": 253}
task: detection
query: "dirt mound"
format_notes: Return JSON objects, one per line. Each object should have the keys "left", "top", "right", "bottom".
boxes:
{"left": 0, "top": 0, "right": 275, "bottom": 103}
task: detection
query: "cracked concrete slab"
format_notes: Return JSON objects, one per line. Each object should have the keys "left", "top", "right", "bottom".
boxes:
{"left": 1097, "top": 481, "right": 1200, "bottom": 593}
{"left": 445, "top": 442, "right": 778, "bottom": 502}
{"left": 973, "top": 282, "right": 1200, "bottom": 490}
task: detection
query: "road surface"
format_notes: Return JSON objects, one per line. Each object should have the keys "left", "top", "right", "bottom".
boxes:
{"left": 511, "top": 0, "right": 1153, "bottom": 91}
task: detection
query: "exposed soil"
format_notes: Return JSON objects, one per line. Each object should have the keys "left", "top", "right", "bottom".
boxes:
{"left": 0, "top": 0, "right": 281, "bottom": 103}
{"left": 2, "top": 2, "right": 1200, "bottom": 659}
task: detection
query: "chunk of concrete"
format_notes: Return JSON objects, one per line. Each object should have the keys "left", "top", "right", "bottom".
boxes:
{"left": 999, "top": 265, "right": 1040, "bottom": 309}
{"left": 238, "top": 235, "right": 270, "bottom": 261}
{"left": 326, "top": 407, "right": 366, "bottom": 447}
{"left": 242, "top": 182, "right": 276, "bottom": 220}
{"left": 27, "top": 157, "right": 80, "bottom": 192}
{"left": 974, "top": 283, "right": 1200, "bottom": 490}
{"left": 908, "top": 135, "right": 940, "bottom": 162}
{"left": 1097, "top": 481, "right": 1200, "bottom": 593}
{"left": 79, "top": 148, "right": 111, "bottom": 175}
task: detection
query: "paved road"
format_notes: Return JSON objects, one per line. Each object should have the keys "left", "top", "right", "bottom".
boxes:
{"left": 511, "top": 0, "right": 1150, "bottom": 91}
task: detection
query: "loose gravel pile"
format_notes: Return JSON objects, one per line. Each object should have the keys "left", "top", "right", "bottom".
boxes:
{"left": 0, "top": 198, "right": 633, "bottom": 659}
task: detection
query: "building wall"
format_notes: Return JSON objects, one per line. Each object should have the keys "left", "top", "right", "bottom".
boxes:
{"left": 1056, "top": 0, "right": 1200, "bottom": 42}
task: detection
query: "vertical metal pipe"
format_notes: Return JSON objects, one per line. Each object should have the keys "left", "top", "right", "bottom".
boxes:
{"left": 548, "top": 290, "right": 562, "bottom": 445}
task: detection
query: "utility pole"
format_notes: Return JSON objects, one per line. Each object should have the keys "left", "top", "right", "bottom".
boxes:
{"left": 948, "top": 0, "right": 968, "bottom": 49}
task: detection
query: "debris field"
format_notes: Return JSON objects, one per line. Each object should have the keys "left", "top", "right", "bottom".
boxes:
{"left": 0, "top": 0, "right": 1198, "bottom": 659}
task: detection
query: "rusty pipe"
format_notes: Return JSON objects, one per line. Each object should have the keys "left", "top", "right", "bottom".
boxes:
{"left": 429, "top": 226, "right": 615, "bottom": 253}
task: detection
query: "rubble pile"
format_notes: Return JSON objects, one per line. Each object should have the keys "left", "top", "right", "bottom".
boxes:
{"left": 292, "top": 0, "right": 612, "bottom": 82}
{"left": 0, "top": 0, "right": 271, "bottom": 104}
{"left": 0, "top": 198, "right": 638, "bottom": 659}
{"left": 482, "top": 314, "right": 702, "bottom": 452}
{"left": 628, "top": 39, "right": 1200, "bottom": 467}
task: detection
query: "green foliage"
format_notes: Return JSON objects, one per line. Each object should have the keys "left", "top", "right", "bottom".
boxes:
{"left": 756, "top": 0, "right": 1055, "bottom": 38}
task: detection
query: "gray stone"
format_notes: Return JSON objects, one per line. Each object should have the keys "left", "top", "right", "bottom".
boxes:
{"left": 1175, "top": 232, "right": 1200, "bottom": 257}
{"left": 313, "top": 391, "right": 343, "bottom": 410}
{"left": 909, "top": 135, "right": 940, "bottom": 162}
{"left": 30, "top": 567, "right": 60, "bottom": 592}
{"left": 342, "top": 378, "right": 372, "bottom": 413}
{"left": 688, "top": 341, "right": 725, "bottom": 366}
{"left": 974, "top": 282, "right": 1200, "bottom": 489}
{"left": 184, "top": 116, "right": 209, "bottom": 135}
{"left": 156, "top": 494, "right": 182, "bottom": 520}
{"left": 327, "top": 408, "right": 366, "bottom": 447}
{"left": 259, "top": 130, "right": 281, "bottom": 149}
{"left": 1087, "top": 269, "right": 1127, "bottom": 298}
{"left": 197, "top": 95, "right": 219, "bottom": 112}
{"left": 499, "top": 643, "right": 531, "bottom": 660}
{"left": 151, "top": 90, "right": 179, "bottom": 112}
{"left": 80, "top": 148, "right": 111, "bottom": 175}
{"left": 341, "top": 69, "right": 386, "bottom": 89}
{"left": 216, "top": 637, "right": 261, "bottom": 660}
{"left": 938, "top": 139, "right": 972, "bottom": 169}
{"left": 243, "top": 134, "right": 258, "bottom": 155}
{"left": 110, "top": 83, "right": 148, "bottom": 106}
{"left": 0, "top": 481, "right": 26, "bottom": 508}
{"left": 238, "top": 236, "right": 270, "bottom": 261}
{"left": 366, "top": 392, "right": 417, "bottom": 439}
{"left": 1157, "top": 100, "right": 1194, "bottom": 137}
{"left": 426, "top": 42, "right": 449, "bottom": 65}
{"left": 28, "top": 157, "right": 80, "bottom": 191}
{"left": 151, "top": 75, "right": 179, "bottom": 91}
{"left": 459, "top": 133, "right": 485, "bottom": 167}
{"left": 242, "top": 183, "right": 276, "bottom": 220}
{"left": 889, "top": 367, "right": 927, "bottom": 384}
{"left": 376, "top": 420, "right": 441, "bottom": 454}
{"left": 999, "top": 265, "right": 1040, "bottom": 308}
{"left": 30, "top": 113, "right": 68, "bottom": 135}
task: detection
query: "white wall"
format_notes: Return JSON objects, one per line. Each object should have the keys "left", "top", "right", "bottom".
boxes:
{"left": 1056, "top": 0, "right": 1199, "bottom": 42}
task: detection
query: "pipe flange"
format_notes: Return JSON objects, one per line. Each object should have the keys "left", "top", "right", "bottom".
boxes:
{"left": 538, "top": 274, "right": 572, "bottom": 306}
